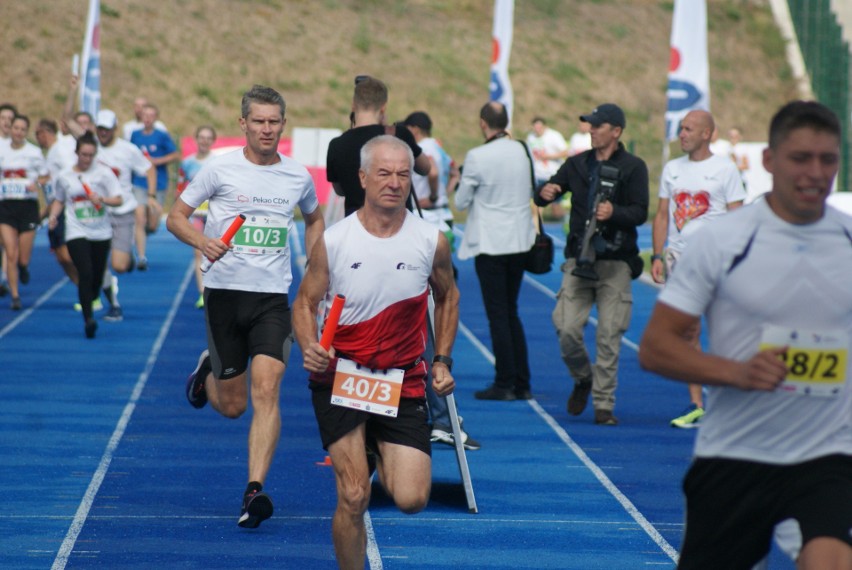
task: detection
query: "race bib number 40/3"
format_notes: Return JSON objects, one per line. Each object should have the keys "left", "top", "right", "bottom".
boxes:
{"left": 232, "top": 215, "right": 287, "bottom": 255}
{"left": 759, "top": 325, "right": 848, "bottom": 398}
{"left": 331, "top": 358, "right": 403, "bottom": 417}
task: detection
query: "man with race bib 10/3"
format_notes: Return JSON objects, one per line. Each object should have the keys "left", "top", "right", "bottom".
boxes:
{"left": 293, "top": 135, "right": 459, "bottom": 570}
{"left": 167, "top": 85, "right": 324, "bottom": 529}
{"left": 639, "top": 101, "right": 852, "bottom": 569}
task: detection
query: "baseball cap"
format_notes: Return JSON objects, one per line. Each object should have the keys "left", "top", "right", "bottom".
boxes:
{"left": 403, "top": 111, "right": 432, "bottom": 132}
{"left": 579, "top": 103, "right": 626, "bottom": 128}
{"left": 96, "top": 109, "right": 117, "bottom": 129}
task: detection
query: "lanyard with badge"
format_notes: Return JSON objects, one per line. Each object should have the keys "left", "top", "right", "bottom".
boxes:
{"left": 759, "top": 325, "right": 848, "bottom": 397}
{"left": 320, "top": 294, "right": 404, "bottom": 417}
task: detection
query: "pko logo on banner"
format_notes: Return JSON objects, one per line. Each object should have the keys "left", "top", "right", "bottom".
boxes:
{"left": 665, "top": 47, "right": 707, "bottom": 140}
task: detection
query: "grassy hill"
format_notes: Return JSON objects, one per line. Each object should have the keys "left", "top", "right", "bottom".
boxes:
{"left": 2, "top": 0, "right": 798, "bottom": 208}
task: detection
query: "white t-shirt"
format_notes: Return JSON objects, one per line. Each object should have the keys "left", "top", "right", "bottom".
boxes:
{"left": 179, "top": 149, "right": 319, "bottom": 294}
{"left": 658, "top": 200, "right": 852, "bottom": 464}
{"left": 526, "top": 127, "right": 568, "bottom": 181}
{"left": 54, "top": 164, "right": 123, "bottom": 241}
{"left": 0, "top": 141, "right": 48, "bottom": 201}
{"left": 568, "top": 131, "right": 592, "bottom": 156}
{"left": 659, "top": 154, "right": 746, "bottom": 253}
{"left": 96, "top": 139, "right": 150, "bottom": 215}
{"left": 411, "top": 137, "right": 453, "bottom": 225}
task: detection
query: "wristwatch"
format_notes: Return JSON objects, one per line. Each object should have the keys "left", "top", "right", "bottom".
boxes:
{"left": 650, "top": 254, "right": 664, "bottom": 262}
{"left": 432, "top": 354, "right": 453, "bottom": 371}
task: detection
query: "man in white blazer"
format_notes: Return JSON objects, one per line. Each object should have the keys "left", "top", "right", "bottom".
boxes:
{"left": 455, "top": 101, "right": 537, "bottom": 401}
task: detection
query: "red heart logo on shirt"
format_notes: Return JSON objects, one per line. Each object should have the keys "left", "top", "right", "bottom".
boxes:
{"left": 673, "top": 191, "right": 710, "bottom": 231}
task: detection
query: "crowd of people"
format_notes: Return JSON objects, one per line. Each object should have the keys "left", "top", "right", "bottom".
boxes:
{"left": 2, "top": 75, "right": 849, "bottom": 569}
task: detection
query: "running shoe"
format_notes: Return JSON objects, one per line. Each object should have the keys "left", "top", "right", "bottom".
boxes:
{"left": 18, "top": 265, "right": 29, "bottom": 285}
{"left": 73, "top": 299, "right": 104, "bottom": 312}
{"left": 670, "top": 404, "right": 704, "bottom": 429}
{"left": 0, "top": 281, "right": 7, "bottom": 297}
{"left": 195, "top": 294, "right": 204, "bottom": 309}
{"left": 10, "top": 296, "right": 22, "bottom": 311}
{"left": 238, "top": 490, "right": 273, "bottom": 528}
{"left": 186, "top": 349, "right": 211, "bottom": 409}
{"left": 430, "top": 427, "right": 482, "bottom": 451}
{"left": 104, "top": 306, "right": 124, "bottom": 322}
{"left": 84, "top": 318, "right": 97, "bottom": 339}
{"left": 137, "top": 257, "right": 148, "bottom": 271}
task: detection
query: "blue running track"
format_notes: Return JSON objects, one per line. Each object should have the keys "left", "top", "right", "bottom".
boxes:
{"left": 0, "top": 222, "right": 794, "bottom": 569}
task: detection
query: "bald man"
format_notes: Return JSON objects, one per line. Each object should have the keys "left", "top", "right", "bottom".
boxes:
{"left": 651, "top": 110, "right": 747, "bottom": 428}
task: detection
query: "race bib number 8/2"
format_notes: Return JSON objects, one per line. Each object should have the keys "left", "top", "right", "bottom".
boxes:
{"left": 759, "top": 325, "right": 848, "bottom": 398}
{"left": 331, "top": 358, "right": 403, "bottom": 417}
{"left": 232, "top": 215, "right": 287, "bottom": 255}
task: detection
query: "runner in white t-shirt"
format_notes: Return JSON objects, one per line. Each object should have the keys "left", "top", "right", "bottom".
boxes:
{"left": 0, "top": 114, "right": 50, "bottom": 310}
{"left": 167, "top": 85, "right": 324, "bottom": 530}
{"left": 92, "top": 109, "right": 155, "bottom": 321}
{"left": 49, "top": 134, "right": 123, "bottom": 339}
{"left": 640, "top": 100, "right": 852, "bottom": 570}
{"left": 651, "top": 110, "right": 746, "bottom": 428}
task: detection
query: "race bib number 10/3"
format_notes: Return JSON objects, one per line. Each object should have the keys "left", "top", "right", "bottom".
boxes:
{"left": 759, "top": 325, "right": 848, "bottom": 398}
{"left": 232, "top": 215, "right": 287, "bottom": 255}
{"left": 331, "top": 358, "right": 403, "bottom": 417}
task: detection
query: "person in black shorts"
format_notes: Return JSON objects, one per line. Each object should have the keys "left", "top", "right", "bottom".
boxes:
{"left": 294, "top": 136, "right": 459, "bottom": 569}
{"left": 639, "top": 101, "right": 852, "bottom": 569}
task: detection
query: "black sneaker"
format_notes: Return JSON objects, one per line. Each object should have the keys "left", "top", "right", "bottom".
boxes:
{"left": 104, "top": 306, "right": 123, "bottom": 322}
{"left": 10, "top": 296, "right": 22, "bottom": 311}
{"left": 238, "top": 490, "right": 273, "bottom": 528}
{"left": 186, "top": 350, "right": 211, "bottom": 409}
{"left": 567, "top": 382, "right": 592, "bottom": 416}
{"left": 18, "top": 265, "right": 29, "bottom": 285}
{"left": 0, "top": 282, "right": 7, "bottom": 297}
{"left": 137, "top": 257, "right": 148, "bottom": 271}
{"left": 84, "top": 318, "right": 97, "bottom": 339}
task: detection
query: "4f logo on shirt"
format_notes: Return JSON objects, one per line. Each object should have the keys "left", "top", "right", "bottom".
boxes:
{"left": 350, "top": 262, "right": 362, "bottom": 269}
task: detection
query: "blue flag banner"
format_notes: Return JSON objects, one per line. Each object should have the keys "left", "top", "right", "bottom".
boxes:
{"left": 490, "top": 0, "right": 514, "bottom": 128}
{"left": 79, "top": 0, "right": 101, "bottom": 117}
{"left": 665, "top": 0, "right": 709, "bottom": 141}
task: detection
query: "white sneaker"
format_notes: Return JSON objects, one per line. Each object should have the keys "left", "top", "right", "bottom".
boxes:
{"left": 430, "top": 427, "right": 481, "bottom": 451}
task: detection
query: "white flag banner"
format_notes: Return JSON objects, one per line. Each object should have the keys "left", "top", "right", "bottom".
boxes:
{"left": 79, "top": 0, "right": 101, "bottom": 117}
{"left": 489, "top": 0, "right": 514, "bottom": 127}
{"left": 665, "top": 0, "right": 709, "bottom": 141}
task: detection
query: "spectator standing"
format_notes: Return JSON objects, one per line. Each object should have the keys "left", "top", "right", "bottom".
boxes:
{"left": 651, "top": 110, "right": 746, "bottom": 428}
{"left": 534, "top": 103, "right": 649, "bottom": 425}
{"left": 527, "top": 116, "right": 569, "bottom": 220}
{"left": 121, "top": 96, "right": 167, "bottom": 141}
{"left": 456, "top": 102, "right": 536, "bottom": 401}
{"left": 325, "top": 75, "right": 430, "bottom": 217}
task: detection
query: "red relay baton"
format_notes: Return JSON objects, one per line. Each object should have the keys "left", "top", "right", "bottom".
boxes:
{"left": 200, "top": 214, "right": 246, "bottom": 272}
{"left": 320, "top": 294, "right": 345, "bottom": 350}
{"left": 78, "top": 176, "right": 101, "bottom": 211}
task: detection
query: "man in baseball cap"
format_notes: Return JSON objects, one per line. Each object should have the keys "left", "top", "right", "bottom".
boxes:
{"left": 579, "top": 103, "right": 626, "bottom": 129}
{"left": 96, "top": 109, "right": 118, "bottom": 130}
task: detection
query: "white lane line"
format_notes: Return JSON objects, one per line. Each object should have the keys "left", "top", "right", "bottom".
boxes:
{"left": 456, "top": 274, "right": 678, "bottom": 563}
{"left": 51, "top": 261, "right": 194, "bottom": 570}
{"left": 0, "top": 277, "right": 68, "bottom": 339}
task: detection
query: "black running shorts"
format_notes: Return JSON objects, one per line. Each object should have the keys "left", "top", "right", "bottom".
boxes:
{"left": 0, "top": 200, "right": 40, "bottom": 232}
{"left": 48, "top": 213, "right": 67, "bottom": 249}
{"left": 203, "top": 288, "right": 292, "bottom": 380}
{"left": 678, "top": 454, "right": 852, "bottom": 569}
{"left": 309, "top": 381, "right": 431, "bottom": 455}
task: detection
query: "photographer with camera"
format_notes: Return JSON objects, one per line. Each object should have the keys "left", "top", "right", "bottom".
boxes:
{"left": 535, "top": 103, "right": 649, "bottom": 425}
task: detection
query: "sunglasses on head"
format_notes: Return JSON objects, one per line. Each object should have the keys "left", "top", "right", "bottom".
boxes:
{"left": 354, "top": 75, "right": 370, "bottom": 85}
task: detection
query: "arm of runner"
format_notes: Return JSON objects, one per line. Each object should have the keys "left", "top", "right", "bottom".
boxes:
{"left": 639, "top": 301, "right": 788, "bottom": 391}
{"left": 301, "top": 207, "right": 325, "bottom": 267}
{"left": 414, "top": 151, "right": 431, "bottom": 177}
{"left": 293, "top": 236, "right": 334, "bottom": 373}
{"left": 166, "top": 197, "right": 228, "bottom": 260}
{"left": 428, "top": 232, "right": 459, "bottom": 397}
